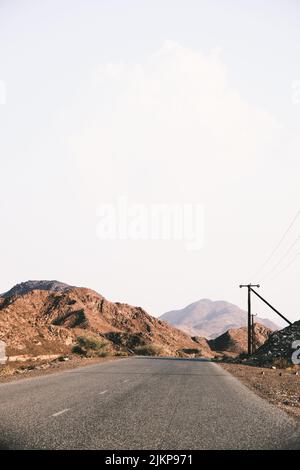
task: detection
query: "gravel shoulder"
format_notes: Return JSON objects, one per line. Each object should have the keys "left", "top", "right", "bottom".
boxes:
{"left": 0, "top": 354, "right": 123, "bottom": 384}
{"left": 221, "top": 362, "right": 300, "bottom": 421}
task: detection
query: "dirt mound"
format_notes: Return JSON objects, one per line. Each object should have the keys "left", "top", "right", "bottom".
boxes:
{"left": 209, "top": 323, "right": 272, "bottom": 354}
{"left": 251, "top": 320, "right": 300, "bottom": 366}
{"left": 0, "top": 281, "right": 214, "bottom": 358}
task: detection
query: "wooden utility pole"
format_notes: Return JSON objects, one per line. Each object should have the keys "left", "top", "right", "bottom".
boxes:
{"left": 239, "top": 284, "right": 260, "bottom": 355}
{"left": 251, "top": 313, "right": 257, "bottom": 353}
{"left": 239, "top": 284, "right": 292, "bottom": 356}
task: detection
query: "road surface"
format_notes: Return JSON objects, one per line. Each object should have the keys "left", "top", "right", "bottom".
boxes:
{"left": 0, "top": 357, "right": 299, "bottom": 449}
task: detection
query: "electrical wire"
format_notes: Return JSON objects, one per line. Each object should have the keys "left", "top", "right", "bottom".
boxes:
{"left": 260, "top": 234, "right": 300, "bottom": 282}
{"left": 265, "top": 252, "right": 300, "bottom": 283}
{"left": 249, "top": 208, "right": 300, "bottom": 280}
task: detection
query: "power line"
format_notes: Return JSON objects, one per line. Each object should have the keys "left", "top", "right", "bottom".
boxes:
{"left": 250, "top": 208, "right": 300, "bottom": 280}
{"left": 260, "top": 234, "right": 300, "bottom": 282}
{"left": 264, "top": 251, "right": 300, "bottom": 283}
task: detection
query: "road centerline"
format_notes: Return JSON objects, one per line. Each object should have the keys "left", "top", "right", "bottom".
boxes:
{"left": 52, "top": 408, "right": 70, "bottom": 417}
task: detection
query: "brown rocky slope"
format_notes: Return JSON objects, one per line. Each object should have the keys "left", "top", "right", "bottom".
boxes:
{"left": 0, "top": 281, "right": 213, "bottom": 358}
{"left": 209, "top": 323, "right": 272, "bottom": 355}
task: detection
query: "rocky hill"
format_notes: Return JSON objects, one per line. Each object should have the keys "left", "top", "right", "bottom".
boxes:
{"left": 1, "top": 280, "right": 73, "bottom": 298}
{"left": 251, "top": 320, "right": 300, "bottom": 366}
{"left": 160, "top": 299, "right": 278, "bottom": 339}
{"left": 0, "top": 281, "right": 213, "bottom": 358}
{"left": 209, "top": 323, "right": 272, "bottom": 355}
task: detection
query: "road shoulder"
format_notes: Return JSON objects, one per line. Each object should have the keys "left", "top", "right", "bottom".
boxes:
{"left": 220, "top": 362, "right": 300, "bottom": 421}
{"left": 0, "top": 354, "right": 125, "bottom": 385}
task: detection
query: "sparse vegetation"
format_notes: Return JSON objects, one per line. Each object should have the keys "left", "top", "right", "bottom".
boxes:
{"left": 114, "top": 351, "right": 129, "bottom": 357}
{"left": 181, "top": 348, "right": 201, "bottom": 355}
{"left": 0, "top": 365, "right": 14, "bottom": 377}
{"left": 73, "top": 335, "right": 108, "bottom": 358}
{"left": 134, "top": 343, "right": 164, "bottom": 356}
{"left": 176, "top": 350, "right": 187, "bottom": 358}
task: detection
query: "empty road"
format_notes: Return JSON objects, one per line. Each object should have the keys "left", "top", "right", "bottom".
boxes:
{"left": 0, "top": 357, "right": 299, "bottom": 450}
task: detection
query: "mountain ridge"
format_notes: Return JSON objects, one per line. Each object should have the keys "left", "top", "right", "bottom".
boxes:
{"left": 0, "top": 280, "right": 75, "bottom": 298}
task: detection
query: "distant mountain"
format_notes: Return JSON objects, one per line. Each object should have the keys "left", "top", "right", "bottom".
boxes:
{"left": 0, "top": 280, "right": 211, "bottom": 358}
{"left": 160, "top": 299, "right": 279, "bottom": 339}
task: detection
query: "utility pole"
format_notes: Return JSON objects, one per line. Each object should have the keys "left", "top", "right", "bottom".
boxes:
{"left": 239, "top": 284, "right": 292, "bottom": 356}
{"left": 251, "top": 313, "right": 257, "bottom": 353}
{"left": 239, "top": 284, "right": 260, "bottom": 355}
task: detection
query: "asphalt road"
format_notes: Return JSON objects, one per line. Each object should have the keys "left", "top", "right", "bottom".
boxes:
{"left": 0, "top": 357, "right": 299, "bottom": 450}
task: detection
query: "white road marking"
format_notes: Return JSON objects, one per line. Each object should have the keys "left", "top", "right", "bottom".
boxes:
{"left": 52, "top": 408, "right": 70, "bottom": 417}
{"left": 123, "top": 379, "right": 129, "bottom": 383}
{"left": 99, "top": 390, "right": 108, "bottom": 395}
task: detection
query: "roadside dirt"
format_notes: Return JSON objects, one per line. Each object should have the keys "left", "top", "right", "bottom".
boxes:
{"left": 221, "top": 362, "right": 300, "bottom": 421}
{"left": 0, "top": 354, "right": 124, "bottom": 384}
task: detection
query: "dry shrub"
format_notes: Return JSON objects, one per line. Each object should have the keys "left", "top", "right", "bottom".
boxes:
{"left": 114, "top": 351, "right": 129, "bottom": 357}
{"left": 134, "top": 343, "right": 165, "bottom": 356}
{"left": 0, "top": 365, "right": 14, "bottom": 377}
{"left": 73, "top": 335, "right": 108, "bottom": 357}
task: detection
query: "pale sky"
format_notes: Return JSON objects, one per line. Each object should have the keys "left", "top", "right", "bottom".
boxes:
{"left": 0, "top": 0, "right": 300, "bottom": 325}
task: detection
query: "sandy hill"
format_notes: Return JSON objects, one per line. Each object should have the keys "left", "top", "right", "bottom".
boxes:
{"left": 160, "top": 299, "right": 278, "bottom": 339}
{"left": 0, "top": 281, "right": 213, "bottom": 358}
{"left": 209, "top": 323, "right": 272, "bottom": 355}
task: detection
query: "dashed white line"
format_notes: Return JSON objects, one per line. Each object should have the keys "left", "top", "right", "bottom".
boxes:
{"left": 52, "top": 408, "right": 70, "bottom": 417}
{"left": 99, "top": 390, "right": 108, "bottom": 395}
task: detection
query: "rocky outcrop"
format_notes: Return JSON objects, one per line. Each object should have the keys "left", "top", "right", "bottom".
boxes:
{"left": 1, "top": 280, "right": 73, "bottom": 298}
{"left": 251, "top": 320, "right": 300, "bottom": 365}
{"left": 0, "top": 281, "right": 213, "bottom": 358}
{"left": 208, "top": 323, "right": 272, "bottom": 355}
